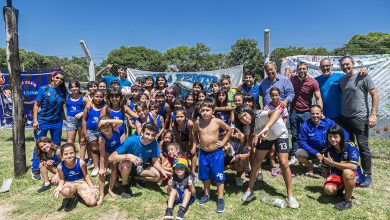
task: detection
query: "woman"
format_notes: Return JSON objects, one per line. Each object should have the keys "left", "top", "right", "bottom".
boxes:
{"left": 31, "top": 70, "right": 67, "bottom": 180}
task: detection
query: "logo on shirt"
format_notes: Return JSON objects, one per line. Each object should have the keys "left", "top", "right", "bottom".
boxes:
{"left": 93, "top": 116, "right": 99, "bottom": 124}
{"left": 69, "top": 171, "right": 79, "bottom": 176}
{"left": 216, "top": 173, "right": 224, "bottom": 181}
{"left": 111, "top": 140, "right": 117, "bottom": 147}
{"left": 71, "top": 106, "right": 77, "bottom": 112}
{"left": 344, "top": 152, "right": 348, "bottom": 160}
{"left": 308, "top": 133, "right": 314, "bottom": 137}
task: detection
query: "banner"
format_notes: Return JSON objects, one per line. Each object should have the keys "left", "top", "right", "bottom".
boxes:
{"left": 127, "top": 65, "right": 243, "bottom": 98}
{"left": 281, "top": 54, "right": 390, "bottom": 138}
{"left": 0, "top": 72, "right": 52, "bottom": 128}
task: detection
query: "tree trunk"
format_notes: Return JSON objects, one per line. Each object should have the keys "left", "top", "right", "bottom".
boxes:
{"left": 3, "top": 5, "right": 26, "bottom": 177}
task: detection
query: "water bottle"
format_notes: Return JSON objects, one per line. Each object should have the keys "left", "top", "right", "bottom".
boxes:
{"left": 260, "top": 194, "right": 287, "bottom": 208}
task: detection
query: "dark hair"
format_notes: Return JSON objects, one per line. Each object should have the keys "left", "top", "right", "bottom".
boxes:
{"left": 193, "top": 82, "right": 204, "bottom": 91}
{"left": 193, "top": 101, "right": 202, "bottom": 120}
{"left": 184, "top": 93, "right": 196, "bottom": 106}
{"left": 297, "top": 61, "right": 308, "bottom": 69}
{"left": 163, "top": 129, "right": 174, "bottom": 139}
{"left": 210, "top": 81, "right": 220, "bottom": 87}
{"left": 269, "top": 87, "right": 281, "bottom": 96}
{"left": 155, "top": 75, "right": 168, "bottom": 89}
{"left": 98, "top": 80, "right": 106, "bottom": 86}
{"left": 145, "top": 76, "right": 154, "bottom": 88}
{"left": 131, "top": 85, "right": 142, "bottom": 91}
{"left": 243, "top": 94, "right": 255, "bottom": 108}
{"left": 155, "top": 91, "right": 165, "bottom": 99}
{"left": 326, "top": 125, "right": 346, "bottom": 152}
{"left": 68, "top": 80, "right": 82, "bottom": 95}
{"left": 310, "top": 104, "right": 322, "bottom": 111}
{"left": 149, "top": 101, "right": 159, "bottom": 111}
{"left": 201, "top": 97, "right": 216, "bottom": 109}
{"left": 36, "top": 137, "right": 56, "bottom": 161}
{"left": 1, "top": 84, "right": 11, "bottom": 92}
{"left": 135, "top": 77, "right": 145, "bottom": 84}
{"left": 244, "top": 72, "right": 255, "bottom": 78}
{"left": 196, "top": 90, "right": 207, "bottom": 103}
{"left": 60, "top": 143, "right": 77, "bottom": 156}
{"left": 339, "top": 55, "right": 354, "bottom": 64}
{"left": 91, "top": 89, "right": 104, "bottom": 98}
{"left": 220, "top": 75, "right": 231, "bottom": 84}
{"left": 51, "top": 70, "right": 67, "bottom": 100}
{"left": 215, "top": 89, "right": 228, "bottom": 107}
{"left": 142, "top": 121, "right": 158, "bottom": 133}
{"left": 110, "top": 80, "right": 120, "bottom": 86}
{"left": 234, "top": 92, "right": 244, "bottom": 100}
{"left": 234, "top": 104, "right": 256, "bottom": 147}
{"left": 87, "top": 81, "right": 98, "bottom": 89}
{"left": 174, "top": 107, "right": 186, "bottom": 117}
{"left": 105, "top": 87, "right": 126, "bottom": 118}
{"left": 135, "top": 101, "right": 148, "bottom": 111}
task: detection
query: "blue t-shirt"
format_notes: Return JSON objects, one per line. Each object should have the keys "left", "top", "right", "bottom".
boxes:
{"left": 36, "top": 85, "right": 66, "bottom": 124}
{"left": 116, "top": 135, "right": 160, "bottom": 162}
{"left": 242, "top": 84, "right": 260, "bottom": 107}
{"left": 103, "top": 76, "right": 132, "bottom": 89}
{"left": 315, "top": 73, "right": 344, "bottom": 118}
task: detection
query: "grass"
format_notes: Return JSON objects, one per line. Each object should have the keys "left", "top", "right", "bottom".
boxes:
{"left": 0, "top": 129, "right": 389, "bottom": 219}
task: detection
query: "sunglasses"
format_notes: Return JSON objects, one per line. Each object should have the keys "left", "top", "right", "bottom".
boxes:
{"left": 54, "top": 76, "right": 64, "bottom": 81}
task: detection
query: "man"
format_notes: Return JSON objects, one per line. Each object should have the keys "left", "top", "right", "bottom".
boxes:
{"left": 338, "top": 56, "right": 379, "bottom": 187}
{"left": 259, "top": 61, "right": 294, "bottom": 108}
{"left": 289, "top": 62, "right": 323, "bottom": 165}
{"left": 96, "top": 64, "right": 132, "bottom": 90}
{"left": 239, "top": 72, "right": 261, "bottom": 108}
{"left": 297, "top": 105, "right": 349, "bottom": 175}
{"left": 108, "top": 122, "right": 171, "bottom": 198}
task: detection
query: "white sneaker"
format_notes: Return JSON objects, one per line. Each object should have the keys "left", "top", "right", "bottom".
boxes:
{"left": 235, "top": 177, "right": 244, "bottom": 187}
{"left": 91, "top": 167, "right": 99, "bottom": 177}
{"left": 241, "top": 191, "right": 255, "bottom": 202}
{"left": 287, "top": 196, "right": 300, "bottom": 208}
{"left": 289, "top": 156, "right": 298, "bottom": 166}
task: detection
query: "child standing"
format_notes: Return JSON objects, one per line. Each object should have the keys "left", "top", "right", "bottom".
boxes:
{"left": 53, "top": 144, "right": 99, "bottom": 211}
{"left": 184, "top": 93, "right": 196, "bottom": 121}
{"left": 192, "top": 97, "right": 232, "bottom": 213}
{"left": 163, "top": 157, "right": 196, "bottom": 220}
{"left": 159, "top": 130, "right": 175, "bottom": 161}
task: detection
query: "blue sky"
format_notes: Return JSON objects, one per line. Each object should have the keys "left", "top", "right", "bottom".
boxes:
{"left": 1, "top": 0, "right": 389, "bottom": 64}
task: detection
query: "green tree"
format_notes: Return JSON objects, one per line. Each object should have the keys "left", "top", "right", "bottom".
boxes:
{"left": 333, "top": 32, "right": 390, "bottom": 55}
{"left": 225, "top": 39, "right": 264, "bottom": 79}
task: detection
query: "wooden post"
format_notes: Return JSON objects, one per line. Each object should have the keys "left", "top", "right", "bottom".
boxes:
{"left": 3, "top": 1, "right": 26, "bottom": 177}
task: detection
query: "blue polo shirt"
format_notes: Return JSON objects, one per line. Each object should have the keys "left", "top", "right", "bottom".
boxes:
{"left": 242, "top": 84, "right": 260, "bottom": 107}
{"left": 115, "top": 135, "right": 160, "bottom": 162}
{"left": 299, "top": 117, "right": 349, "bottom": 155}
{"left": 103, "top": 76, "right": 132, "bottom": 89}
{"left": 35, "top": 85, "right": 65, "bottom": 124}
{"left": 259, "top": 74, "right": 295, "bottom": 107}
{"left": 315, "top": 73, "right": 344, "bottom": 118}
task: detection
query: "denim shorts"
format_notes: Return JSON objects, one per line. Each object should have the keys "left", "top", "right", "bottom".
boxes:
{"left": 64, "top": 115, "right": 82, "bottom": 131}
{"left": 87, "top": 129, "right": 100, "bottom": 143}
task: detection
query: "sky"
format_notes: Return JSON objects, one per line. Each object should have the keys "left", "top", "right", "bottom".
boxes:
{"left": 1, "top": 0, "right": 389, "bottom": 64}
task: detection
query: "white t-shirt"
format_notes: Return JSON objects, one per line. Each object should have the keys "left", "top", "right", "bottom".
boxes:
{"left": 253, "top": 110, "right": 288, "bottom": 140}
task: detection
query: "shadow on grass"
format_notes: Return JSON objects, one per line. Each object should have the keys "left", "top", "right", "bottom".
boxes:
{"left": 305, "top": 185, "right": 344, "bottom": 204}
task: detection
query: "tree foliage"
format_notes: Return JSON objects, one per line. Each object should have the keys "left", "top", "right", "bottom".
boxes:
{"left": 333, "top": 32, "right": 390, "bottom": 55}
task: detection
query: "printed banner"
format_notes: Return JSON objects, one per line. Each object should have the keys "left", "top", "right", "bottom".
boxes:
{"left": 281, "top": 54, "right": 390, "bottom": 138}
{"left": 127, "top": 65, "right": 243, "bottom": 98}
{"left": 0, "top": 72, "right": 52, "bottom": 128}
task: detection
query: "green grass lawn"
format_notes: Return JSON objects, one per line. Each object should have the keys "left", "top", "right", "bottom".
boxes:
{"left": 0, "top": 129, "right": 389, "bottom": 219}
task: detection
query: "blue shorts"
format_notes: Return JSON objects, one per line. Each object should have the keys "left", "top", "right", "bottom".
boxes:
{"left": 175, "top": 188, "right": 196, "bottom": 206}
{"left": 87, "top": 129, "right": 100, "bottom": 142}
{"left": 198, "top": 148, "right": 225, "bottom": 183}
{"left": 64, "top": 116, "right": 82, "bottom": 131}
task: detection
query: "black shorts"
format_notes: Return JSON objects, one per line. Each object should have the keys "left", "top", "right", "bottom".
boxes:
{"left": 256, "top": 138, "right": 290, "bottom": 153}
{"left": 130, "top": 163, "right": 151, "bottom": 177}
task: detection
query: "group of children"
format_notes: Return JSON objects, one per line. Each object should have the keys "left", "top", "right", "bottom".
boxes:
{"left": 33, "top": 72, "right": 361, "bottom": 218}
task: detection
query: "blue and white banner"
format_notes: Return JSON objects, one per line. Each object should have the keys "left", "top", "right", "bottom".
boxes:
{"left": 281, "top": 54, "right": 390, "bottom": 138}
{"left": 127, "top": 65, "right": 243, "bottom": 98}
{"left": 0, "top": 72, "right": 52, "bottom": 128}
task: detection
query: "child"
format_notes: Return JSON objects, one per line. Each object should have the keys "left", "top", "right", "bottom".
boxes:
{"left": 184, "top": 93, "right": 196, "bottom": 121}
{"left": 165, "top": 87, "right": 175, "bottom": 111}
{"left": 143, "top": 76, "right": 154, "bottom": 98}
{"left": 172, "top": 108, "right": 195, "bottom": 173}
{"left": 139, "top": 93, "right": 150, "bottom": 106}
{"left": 36, "top": 137, "right": 61, "bottom": 194}
{"left": 98, "top": 80, "right": 107, "bottom": 95}
{"left": 54, "top": 144, "right": 99, "bottom": 211}
{"left": 233, "top": 93, "right": 244, "bottom": 107}
{"left": 196, "top": 91, "right": 206, "bottom": 103}
{"left": 81, "top": 89, "right": 105, "bottom": 177}
{"left": 134, "top": 101, "right": 151, "bottom": 135}
{"left": 243, "top": 94, "right": 255, "bottom": 109}
{"left": 161, "top": 143, "right": 182, "bottom": 172}
{"left": 84, "top": 81, "right": 98, "bottom": 100}
{"left": 134, "top": 76, "right": 145, "bottom": 87}
{"left": 214, "top": 89, "right": 234, "bottom": 125}
{"left": 208, "top": 81, "right": 220, "bottom": 97}
{"left": 155, "top": 91, "right": 171, "bottom": 129}
{"left": 163, "top": 157, "right": 196, "bottom": 220}
{"left": 65, "top": 80, "right": 90, "bottom": 145}
{"left": 110, "top": 80, "right": 120, "bottom": 91}
{"left": 128, "top": 85, "right": 143, "bottom": 111}
{"left": 192, "top": 97, "right": 232, "bottom": 213}
{"left": 220, "top": 75, "right": 237, "bottom": 108}
{"left": 97, "top": 116, "right": 125, "bottom": 205}
{"left": 192, "top": 82, "right": 203, "bottom": 96}
{"left": 149, "top": 102, "right": 165, "bottom": 140}
{"left": 159, "top": 130, "right": 175, "bottom": 161}
{"left": 153, "top": 75, "right": 168, "bottom": 97}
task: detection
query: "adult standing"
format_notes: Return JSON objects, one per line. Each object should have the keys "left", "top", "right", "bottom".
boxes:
{"left": 31, "top": 70, "right": 67, "bottom": 180}
{"left": 108, "top": 122, "right": 171, "bottom": 198}
{"left": 289, "top": 62, "right": 323, "bottom": 165}
{"left": 259, "top": 61, "right": 294, "bottom": 108}
{"left": 338, "top": 56, "right": 379, "bottom": 187}
{"left": 96, "top": 64, "right": 132, "bottom": 90}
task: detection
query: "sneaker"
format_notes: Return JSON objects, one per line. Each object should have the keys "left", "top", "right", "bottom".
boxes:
{"left": 334, "top": 200, "right": 352, "bottom": 210}
{"left": 31, "top": 169, "right": 41, "bottom": 181}
{"left": 176, "top": 206, "right": 187, "bottom": 220}
{"left": 37, "top": 183, "right": 51, "bottom": 194}
{"left": 235, "top": 177, "right": 244, "bottom": 187}
{"left": 271, "top": 167, "right": 280, "bottom": 177}
{"left": 162, "top": 208, "right": 173, "bottom": 220}
{"left": 216, "top": 199, "right": 225, "bottom": 213}
{"left": 91, "top": 167, "right": 99, "bottom": 177}
{"left": 359, "top": 175, "right": 372, "bottom": 188}
{"left": 64, "top": 197, "right": 77, "bottom": 212}
{"left": 286, "top": 196, "right": 299, "bottom": 208}
{"left": 120, "top": 184, "right": 132, "bottom": 199}
{"left": 135, "top": 181, "right": 144, "bottom": 190}
{"left": 256, "top": 172, "right": 263, "bottom": 182}
{"left": 289, "top": 156, "right": 298, "bottom": 166}
{"left": 241, "top": 191, "right": 255, "bottom": 202}
{"left": 197, "top": 195, "right": 210, "bottom": 205}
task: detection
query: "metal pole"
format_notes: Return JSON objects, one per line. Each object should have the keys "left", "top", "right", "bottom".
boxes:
{"left": 264, "top": 28, "right": 270, "bottom": 63}
{"left": 80, "top": 40, "right": 95, "bottom": 81}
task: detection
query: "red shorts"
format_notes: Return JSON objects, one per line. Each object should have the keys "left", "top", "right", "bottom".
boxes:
{"left": 324, "top": 172, "right": 359, "bottom": 189}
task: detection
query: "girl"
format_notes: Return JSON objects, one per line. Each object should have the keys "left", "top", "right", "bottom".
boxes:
{"left": 184, "top": 93, "right": 196, "bottom": 121}
{"left": 128, "top": 85, "right": 143, "bottom": 111}
{"left": 170, "top": 98, "right": 184, "bottom": 126}
{"left": 233, "top": 93, "right": 244, "bottom": 107}
{"left": 82, "top": 89, "right": 105, "bottom": 177}
{"left": 36, "top": 137, "right": 61, "bottom": 194}
{"left": 97, "top": 116, "right": 125, "bottom": 205}
{"left": 208, "top": 81, "right": 220, "bottom": 97}
{"left": 322, "top": 125, "right": 365, "bottom": 210}
{"left": 196, "top": 91, "right": 206, "bottom": 103}
{"left": 171, "top": 108, "right": 195, "bottom": 173}
{"left": 54, "top": 144, "right": 99, "bottom": 211}
{"left": 139, "top": 93, "right": 150, "bottom": 106}
{"left": 143, "top": 76, "right": 154, "bottom": 98}
{"left": 149, "top": 102, "right": 165, "bottom": 140}
{"left": 243, "top": 94, "right": 255, "bottom": 109}
{"left": 65, "top": 80, "right": 90, "bottom": 145}
{"left": 134, "top": 101, "right": 151, "bottom": 135}
{"left": 98, "top": 80, "right": 107, "bottom": 95}
{"left": 192, "top": 82, "right": 203, "bottom": 96}
{"left": 159, "top": 130, "right": 174, "bottom": 161}
{"left": 215, "top": 89, "right": 234, "bottom": 125}
{"left": 165, "top": 87, "right": 175, "bottom": 111}
{"left": 153, "top": 75, "right": 168, "bottom": 97}
{"left": 84, "top": 81, "right": 98, "bottom": 100}
{"left": 155, "top": 91, "right": 171, "bottom": 129}
{"left": 100, "top": 87, "right": 137, "bottom": 136}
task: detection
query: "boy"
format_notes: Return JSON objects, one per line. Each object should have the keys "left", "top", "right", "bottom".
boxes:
{"left": 192, "top": 97, "right": 232, "bottom": 213}
{"left": 163, "top": 157, "right": 196, "bottom": 220}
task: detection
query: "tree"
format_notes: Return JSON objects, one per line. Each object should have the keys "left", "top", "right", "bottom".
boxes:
{"left": 225, "top": 39, "right": 264, "bottom": 79}
{"left": 333, "top": 32, "right": 390, "bottom": 55}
